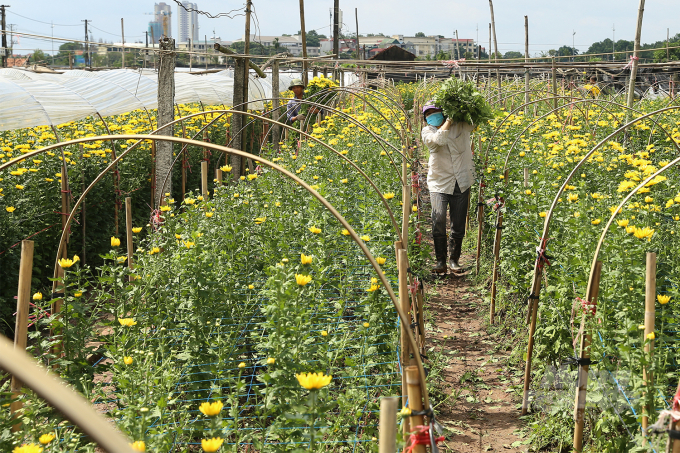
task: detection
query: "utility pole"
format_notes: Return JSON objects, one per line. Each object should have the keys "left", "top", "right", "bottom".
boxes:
{"left": 333, "top": 0, "right": 339, "bottom": 59}
{"left": 0, "top": 5, "right": 8, "bottom": 69}
{"left": 145, "top": 30, "right": 149, "bottom": 68}
{"left": 299, "top": 0, "right": 308, "bottom": 85}
{"left": 612, "top": 24, "right": 615, "bottom": 61}
{"left": 354, "top": 8, "right": 360, "bottom": 60}
{"left": 82, "top": 20, "right": 90, "bottom": 67}
{"left": 121, "top": 18, "right": 125, "bottom": 69}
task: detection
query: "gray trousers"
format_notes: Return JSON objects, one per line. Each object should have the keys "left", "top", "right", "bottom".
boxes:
{"left": 431, "top": 183, "right": 470, "bottom": 242}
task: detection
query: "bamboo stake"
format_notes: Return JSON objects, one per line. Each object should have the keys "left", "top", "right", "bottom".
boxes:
{"left": 402, "top": 159, "right": 410, "bottom": 246}
{"left": 405, "top": 366, "right": 425, "bottom": 453}
{"left": 150, "top": 140, "right": 156, "bottom": 211}
{"left": 379, "top": 397, "right": 398, "bottom": 453}
{"left": 201, "top": 161, "right": 208, "bottom": 198}
{"left": 416, "top": 287, "right": 425, "bottom": 356}
{"left": 181, "top": 121, "right": 187, "bottom": 200}
{"left": 490, "top": 210, "right": 503, "bottom": 324}
{"left": 396, "top": 246, "right": 411, "bottom": 439}
{"left": 10, "top": 240, "right": 34, "bottom": 432}
{"left": 125, "top": 197, "right": 133, "bottom": 275}
{"left": 572, "top": 261, "right": 603, "bottom": 451}
{"left": 642, "top": 252, "right": 656, "bottom": 441}
{"left": 50, "top": 165, "right": 69, "bottom": 365}
{"left": 216, "top": 168, "right": 223, "bottom": 185}
{"left": 524, "top": 167, "right": 529, "bottom": 187}
{"left": 521, "top": 264, "right": 543, "bottom": 414}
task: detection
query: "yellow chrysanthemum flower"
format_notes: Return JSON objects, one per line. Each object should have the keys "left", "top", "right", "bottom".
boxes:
{"left": 296, "top": 372, "right": 332, "bottom": 390}
{"left": 132, "top": 227, "right": 142, "bottom": 233}
{"left": 130, "top": 441, "right": 146, "bottom": 452}
{"left": 118, "top": 318, "right": 137, "bottom": 327}
{"left": 657, "top": 295, "right": 671, "bottom": 305}
{"left": 201, "top": 438, "right": 224, "bottom": 452}
{"left": 301, "top": 253, "right": 313, "bottom": 265}
{"left": 295, "top": 274, "right": 312, "bottom": 286}
{"left": 309, "top": 226, "right": 321, "bottom": 234}
{"left": 13, "top": 444, "right": 43, "bottom": 453}
{"left": 39, "top": 434, "right": 55, "bottom": 445}
{"left": 376, "top": 257, "right": 386, "bottom": 265}
{"left": 199, "top": 401, "right": 223, "bottom": 417}
{"left": 124, "top": 356, "right": 133, "bottom": 365}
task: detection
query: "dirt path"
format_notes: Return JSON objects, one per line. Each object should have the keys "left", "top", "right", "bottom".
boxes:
{"left": 423, "top": 250, "right": 529, "bottom": 452}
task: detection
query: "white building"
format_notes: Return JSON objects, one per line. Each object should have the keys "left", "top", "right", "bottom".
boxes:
{"left": 178, "top": 1, "right": 199, "bottom": 43}
{"left": 232, "top": 35, "right": 321, "bottom": 57}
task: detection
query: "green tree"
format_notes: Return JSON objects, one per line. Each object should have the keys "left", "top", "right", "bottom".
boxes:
{"left": 31, "top": 49, "right": 49, "bottom": 64}
{"left": 503, "top": 51, "right": 522, "bottom": 60}
{"left": 415, "top": 32, "right": 426, "bottom": 38}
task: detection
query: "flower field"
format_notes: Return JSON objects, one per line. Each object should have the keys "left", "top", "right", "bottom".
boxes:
{"left": 0, "top": 87, "right": 428, "bottom": 452}
{"left": 2, "top": 74, "right": 680, "bottom": 452}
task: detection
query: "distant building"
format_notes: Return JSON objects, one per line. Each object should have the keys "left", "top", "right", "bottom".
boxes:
{"left": 148, "top": 2, "right": 172, "bottom": 42}
{"left": 393, "top": 35, "right": 479, "bottom": 59}
{"left": 232, "top": 35, "right": 321, "bottom": 57}
{"left": 178, "top": 1, "right": 199, "bottom": 43}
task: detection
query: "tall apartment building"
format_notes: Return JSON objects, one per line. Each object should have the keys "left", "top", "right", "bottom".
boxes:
{"left": 148, "top": 2, "right": 172, "bottom": 42}
{"left": 177, "top": 1, "right": 199, "bottom": 43}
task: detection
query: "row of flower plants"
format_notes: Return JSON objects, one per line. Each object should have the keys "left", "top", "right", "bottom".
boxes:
{"left": 0, "top": 84, "right": 430, "bottom": 452}
{"left": 468, "top": 84, "right": 680, "bottom": 451}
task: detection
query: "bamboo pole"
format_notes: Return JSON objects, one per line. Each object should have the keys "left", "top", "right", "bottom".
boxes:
{"left": 405, "top": 366, "right": 425, "bottom": 453}
{"left": 379, "top": 397, "right": 398, "bottom": 453}
{"left": 10, "top": 240, "right": 34, "bottom": 432}
{"left": 397, "top": 246, "right": 411, "bottom": 439}
{"left": 524, "top": 167, "right": 529, "bottom": 187}
{"left": 627, "top": 0, "right": 646, "bottom": 110}
{"left": 216, "top": 168, "right": 223, "bottom": 185}
{"left": 642, "top": 252, "right": 656, "bottom": 440}
{"left": 50, "top": 165, "right": 69, "bottom": 364}
{"left": 402, "top": 158, "right": 410, "bottom": 246}
{"left": 201, "top": 161, "right": 208, "bottom": 198}
{"left": 125, "top": 197, "right": 133, "bottom": 275}
{"left": 181, "top": 121, "right": 187, "bottom": 200}
{"left": 416, "top": 287, "right": 425, "bottom": 356}
{"left": 521, "top": 265, "right": 543, "bottom": 414}
{"left": 572, "top": 261, "right": 603, "bottom": 451}
{"left": 489, "top": 210, "right": 503, "bottom": 324}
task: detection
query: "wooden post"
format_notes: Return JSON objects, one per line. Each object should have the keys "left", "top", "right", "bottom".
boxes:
{"left": 155, "top": 37, "right": 175, "bottom": 207}
{"left": 521, "top": 263, "right": 543, "bottom": 414}
{"left": 379, "top": 397, "right": 398, "bottom": 453}
{"left": 216, "top": 168, "right": 223, "bottom": 185}
{"left": 231, "top": 57, "right": 245, "bottom": 180}
{"left": 10, "top": 240, "right": 34, "bottom": 432}
{"left": 125, "top": 197, "right": 133, "bottom": 274}
{"left": 299, "top": 0, "right": 308, "bottom": 85}
{"left": 572, "top": 261, "right": 603, "bottom": 451}
{"left": 405, "top": 366, "right": 425, "bottom": 453}
{"left": 271, "top": 60, "right": 281, "bottom": 150}
{"left": 475, "top": 188, "right": 484, "bottom": 275}
{"left": 552, "top": 57, "right": 558, "bottom": 110}
{"left": 355, "top": 8, "right": 360, "bottom": 60}
{"left": 402, "top": 158, "right": 410, "bottom": 246}
{"left": 416, "top": 287, "right": 425, "bottom": 356}
{"left": 642, "top": 252, "right": 656, "bottom": 440}
{"left": 150, "top": 140, "right": 156, "bottom": 211}
{"left": 627, "top": 0, "right": 646, "bottom": 110}
{"left": 201, "top": 161, "right": 208, "bottom": 198}
{"left": 490, "top": 210, "right": 503, "bottom": 324}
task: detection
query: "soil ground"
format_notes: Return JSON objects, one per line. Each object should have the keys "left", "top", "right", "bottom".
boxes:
{"left": 418, "top": 167, "right": 529, "bottom": 451}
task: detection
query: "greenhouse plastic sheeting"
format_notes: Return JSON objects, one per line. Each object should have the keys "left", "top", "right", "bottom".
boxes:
{"left": 0, "top": 68, "right": 358, "bottom": 131}
{"left": 0, "top": 77, "right": 97, "bottom": 131}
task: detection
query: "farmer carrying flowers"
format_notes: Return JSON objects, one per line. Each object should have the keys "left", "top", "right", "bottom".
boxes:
{"left": 421, "top": 100, "right": 475, "bottom": 274}
{"left": 286, "top": 78, "right": 307, "bottom": 125}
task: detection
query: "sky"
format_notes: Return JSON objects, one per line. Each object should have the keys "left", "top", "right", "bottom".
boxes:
{"left": 5, "top": 0, "right": 680, "bottom": 56}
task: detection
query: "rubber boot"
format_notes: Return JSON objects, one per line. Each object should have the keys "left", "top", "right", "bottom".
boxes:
{"left": 449, "top": 237, "right": 463, "bottom": 272}
{"left": 431, "top": 237, "right": 448, "bottom": 274}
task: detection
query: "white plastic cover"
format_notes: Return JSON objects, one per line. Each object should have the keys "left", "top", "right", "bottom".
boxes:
{"left": 0, "top": 68, "right": 356, "bottom": 131}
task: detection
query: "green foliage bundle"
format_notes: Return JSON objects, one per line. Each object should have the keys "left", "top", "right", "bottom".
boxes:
{"left": 433, "top": 77, "right": 496, "bottom": 126}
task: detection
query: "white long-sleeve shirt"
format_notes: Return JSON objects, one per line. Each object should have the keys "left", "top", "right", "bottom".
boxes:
{"left": 421, "top": 122, "right": 476, "bottom": 194}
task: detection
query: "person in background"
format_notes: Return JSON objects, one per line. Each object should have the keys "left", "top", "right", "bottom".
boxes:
{"left": 583, "top": 75, "right": 601, "bottom": 98}
{"left": 286, "top": 78, "right": 307, "bottom": 125}
{"left": 421, "top": 101, "right": 475, "bottom": 274}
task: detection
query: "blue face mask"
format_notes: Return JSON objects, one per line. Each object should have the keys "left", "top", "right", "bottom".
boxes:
{"left": 426, "top": 112, "right": 445, "bottom": 127}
